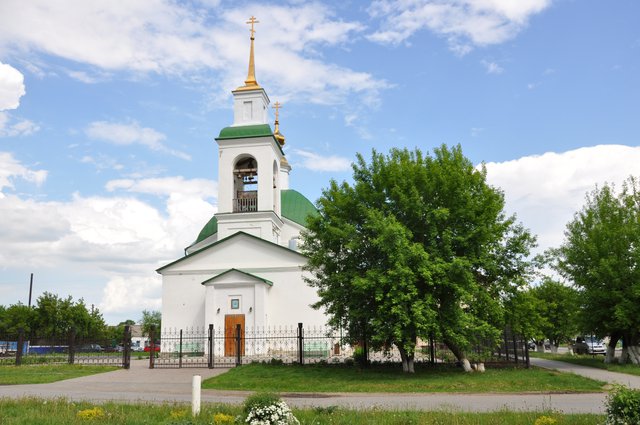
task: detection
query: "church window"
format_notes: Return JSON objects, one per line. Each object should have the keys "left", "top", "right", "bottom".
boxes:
{"left": 230, "top": 298, "right": 240, "bottom": 309}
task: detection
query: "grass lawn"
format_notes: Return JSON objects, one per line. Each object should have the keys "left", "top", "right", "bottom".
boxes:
{"left": 530, "top": 351, "right": 640, "bottom": 377}
{"left": 202, "top": 363, "right": 606, "bottom": 393}
{"left": 0, "top": 364, "right": 118, "bottom": 385}
{"left": 0, "top": 398, "right": 605, "bottom": 425}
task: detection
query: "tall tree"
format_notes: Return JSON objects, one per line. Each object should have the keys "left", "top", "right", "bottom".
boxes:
{"left": 529, "top": 279, "right": 579, "bottom": 352}
{"left": 140, "top": 310, "right": 161, "bottom": 337}
{"left": 555, "top": 177, "right": 640, "bottom": 364}
{"left": 33, "top": 292, "right": 106, "bottom": 338}
{"left": 302, "top": 145, "right": 536, "bottom": 372}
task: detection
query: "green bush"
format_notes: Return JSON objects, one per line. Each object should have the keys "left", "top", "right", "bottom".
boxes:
{"left": 605, "top": 385, "right": 640, "bottom": 425}
{"left": 242, "top": 392, "right": 282, "bottom": 416}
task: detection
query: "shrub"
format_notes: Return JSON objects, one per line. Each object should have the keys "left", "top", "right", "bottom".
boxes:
{"left": 243, "top": 392, "right": 299, "bottom": 425}
{"left": 605, "top": 385, "right": 640, "bottom": 425}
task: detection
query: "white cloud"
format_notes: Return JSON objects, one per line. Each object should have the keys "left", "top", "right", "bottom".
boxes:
{"left": 482, "top": 60, "right": 504, "bottom": 74}
{"left": 0, "top": 154, "right": 217, "bottom": 319}
{"left": 293, "top": 149, "right": 352, "bottom": 172}
{"left": 0, "top": 151, "right": 47, "bottom": 195}
{"left": 0, "top": 1, "right": 387, "bottom": 107}
{"left": 86, "top": 121, "right": 191, "bottom": 160}
{"left": 0, "top": 112, "right": 39, "bottom": 137}
{"left": 99, "top": 276, "right": 162, "bottom": 315}
{"left": 367, "top": 0, "right": 551, "bottom": 53}
{"left": 484, "top": 144, "right": 640, "bottom": 253}
{"left": 0, "top": 61, "right": 25, "bottom": 110}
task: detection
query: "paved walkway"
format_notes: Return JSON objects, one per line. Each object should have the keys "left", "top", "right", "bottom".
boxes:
{"left": 0, "top": 358, "right": 638, "bottom": 413}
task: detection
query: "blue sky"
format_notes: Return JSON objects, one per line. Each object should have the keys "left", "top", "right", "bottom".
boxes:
{"left": 0, "top": 0, "right": 639, "bottom": 324}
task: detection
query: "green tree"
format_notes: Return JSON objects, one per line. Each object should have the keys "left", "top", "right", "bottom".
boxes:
{"left": 33, "top": 292, "right": 106, "bottom": 338}
{"left": 0, "top": 303, "right": 36, "bottom": 335}
{"left": 529, "top": 279, "right": 579, "bottom": 352}
{"left": 302, "top": 145, "right": 536, "bottom": 373}
{"left": 554, "top": 177, "right": 640, "bottom": 364}
{"left": 140, "top": 310, "right": 161, "bottom": 337}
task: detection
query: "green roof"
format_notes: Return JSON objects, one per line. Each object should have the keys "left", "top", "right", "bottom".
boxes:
{"left": 217, "top": 124, "right": 273, "bottom": 140}
{"left": 195, "top": 215, "right": 218, "bottom": 245}
{"left": 192, "top": 189, "right": 317, "bottom": 245}
{"left": 281, "top": 189, "right": 319, "bottom": 227}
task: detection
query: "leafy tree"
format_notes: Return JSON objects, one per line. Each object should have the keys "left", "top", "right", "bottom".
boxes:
{"left": 0, "top": 303, "right": 36, "bottom": 335}
{"left": 302, "top": 145, "right": 536, "bottom": 372}
{"left": 32, "top": 292, "right": 106, "bottom": 338}
{"left": 140, "top": 310, "right": 161, "bottom": 336}
{"left": 529, "top": 279, "right": 579, "bottom": 352}
{"left": 555, "top": 177, "right": 640, "bottom": 364}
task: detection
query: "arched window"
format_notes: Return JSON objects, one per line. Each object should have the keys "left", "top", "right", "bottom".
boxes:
{"left": 233, "top": 156, "right": 258, "bottom": 212}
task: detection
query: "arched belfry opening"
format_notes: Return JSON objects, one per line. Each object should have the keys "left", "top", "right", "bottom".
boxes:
{"left": 234, "top": 156, "right": 258, "bottom": 212}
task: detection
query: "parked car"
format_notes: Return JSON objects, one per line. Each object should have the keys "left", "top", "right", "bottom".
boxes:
{"left": 78, "top": 344, "right": 104, "bottom": 352}
{"left": 573, "top": 336, "right": 606, "bottom": 355}
{"left": 144, "top": 344, "right": 160, "bottom": 352}
{"left": 104, "top": 344, "right": 124, "bottom": 352}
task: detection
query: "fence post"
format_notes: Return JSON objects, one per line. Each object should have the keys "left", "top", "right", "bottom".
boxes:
{"left": 524, "top": 335, "right": 530, "bottom": 369}
{"left": 429, "top": 333, "right": 435, "bottom": 365}
{"left": 208, "top": 324, "right": 213, "bottom": 369}
{"left": 68, "top": 327, "right": 76, "bottom": 365}
{"left": 503, "top": 330, "right": 510, "bottom": 361}
{"left": 123, "top": 325, "right": 131, "bottom": 370}
{"left": 15, "top": 328, "right": 25, "bottom": 366}
{"left": 149, "top": 326, "right": 155, "bottom": 369}
{"left": 179, "top": 329, "right": 183, "bottom": 368}
{"left": 297, "top": 322, "right": 304, "bottom": 365}
{"left": 235, "top": 324, "right": 241, "bottom": 367}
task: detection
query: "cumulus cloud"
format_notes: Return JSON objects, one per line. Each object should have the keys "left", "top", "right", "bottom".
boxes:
{"left": 0, "top": 151, "right": 47, "bottom": 195}
{"left": 0, "top": 1, "right": 388, "bottom": 107}
{"left": 0, "top": 61, "right": 25, "bottom": 110}
{"left": 0, "top": 154, "right": 217, "bottom": 319}
{"left": 99, "top": 275, "right": 162, "bottom": 314}
{"left": 484, "top": 144, "right": 640, "bottom": 253}
{"left": 86, "top": 121, "right": 191, "bottom": 160}
{"left": 292, "top": 149, "right": 352, "bottom": 172}
{"left": 367, "top": 0, "right": 551, "bottom": 54}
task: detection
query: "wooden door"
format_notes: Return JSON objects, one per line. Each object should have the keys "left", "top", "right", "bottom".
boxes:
{"left": 224, "top": 314, "right": 245, "bottom": 357}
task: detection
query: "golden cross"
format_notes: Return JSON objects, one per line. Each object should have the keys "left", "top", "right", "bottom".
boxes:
{"left": 273, "top": 101, "right": 282, "bottom": 121}
{"left": 246, "top": 16, "right": 259, "bottom": 38}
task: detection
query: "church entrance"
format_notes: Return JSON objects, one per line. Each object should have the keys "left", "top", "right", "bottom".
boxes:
{"left": 224, "top": 314, "right": 245, "bottom": 357}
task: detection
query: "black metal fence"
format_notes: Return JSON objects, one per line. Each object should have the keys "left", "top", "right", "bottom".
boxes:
{"left": 152, "top": 323, "right": 530, "bottom": 369}
{"left": 0, "top": 327, "right": 132, "bottom": 368}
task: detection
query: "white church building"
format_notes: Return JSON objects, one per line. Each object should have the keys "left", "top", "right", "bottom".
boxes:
{"left": 157, "top": 19, "right": 326, "bottom": 336}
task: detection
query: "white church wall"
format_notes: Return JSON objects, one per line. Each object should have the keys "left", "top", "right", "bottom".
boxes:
{"left": 161, "top": 273, "right": 208, "bottom": 331}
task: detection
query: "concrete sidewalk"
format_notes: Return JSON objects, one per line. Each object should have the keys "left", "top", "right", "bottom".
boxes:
{"left": 0, "top": 358, "right": 634, "bottom": 414}
{"left": 529, "top": 357, "right": 640, "bottom": 389}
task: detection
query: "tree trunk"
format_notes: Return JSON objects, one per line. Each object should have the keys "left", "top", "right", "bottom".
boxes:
{"left": 398, "top": 346, "right": 415, "bottom": 373}
{"left": 625, "top": 333, "right": 640, "bottom": 365}
{"left": 550, "top": 344, "right": 559, "bottom": 353}
{"left": 605, "top": 334, "right": 620, "bottom": 364}
{"left": 536, "top": 343, "right": 544, "bottom": 353}
{"left": 444, "top": 338, "right": 473, "bottom": 372}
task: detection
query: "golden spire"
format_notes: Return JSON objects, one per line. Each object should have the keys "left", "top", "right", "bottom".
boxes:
{"left": 273, "top": 101, "right": 286, "bottom": 146}
{"left": 238, "top": 16, "right": 261, "bottom": 90}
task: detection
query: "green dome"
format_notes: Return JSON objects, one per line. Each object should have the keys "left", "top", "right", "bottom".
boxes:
{"left": 193, "top": 189, "right": 317, "bottom": 245}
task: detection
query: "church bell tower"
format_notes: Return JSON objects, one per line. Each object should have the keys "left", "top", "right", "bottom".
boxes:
{"left": 214, "top": 16, "right": 285, "bottom": 244}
